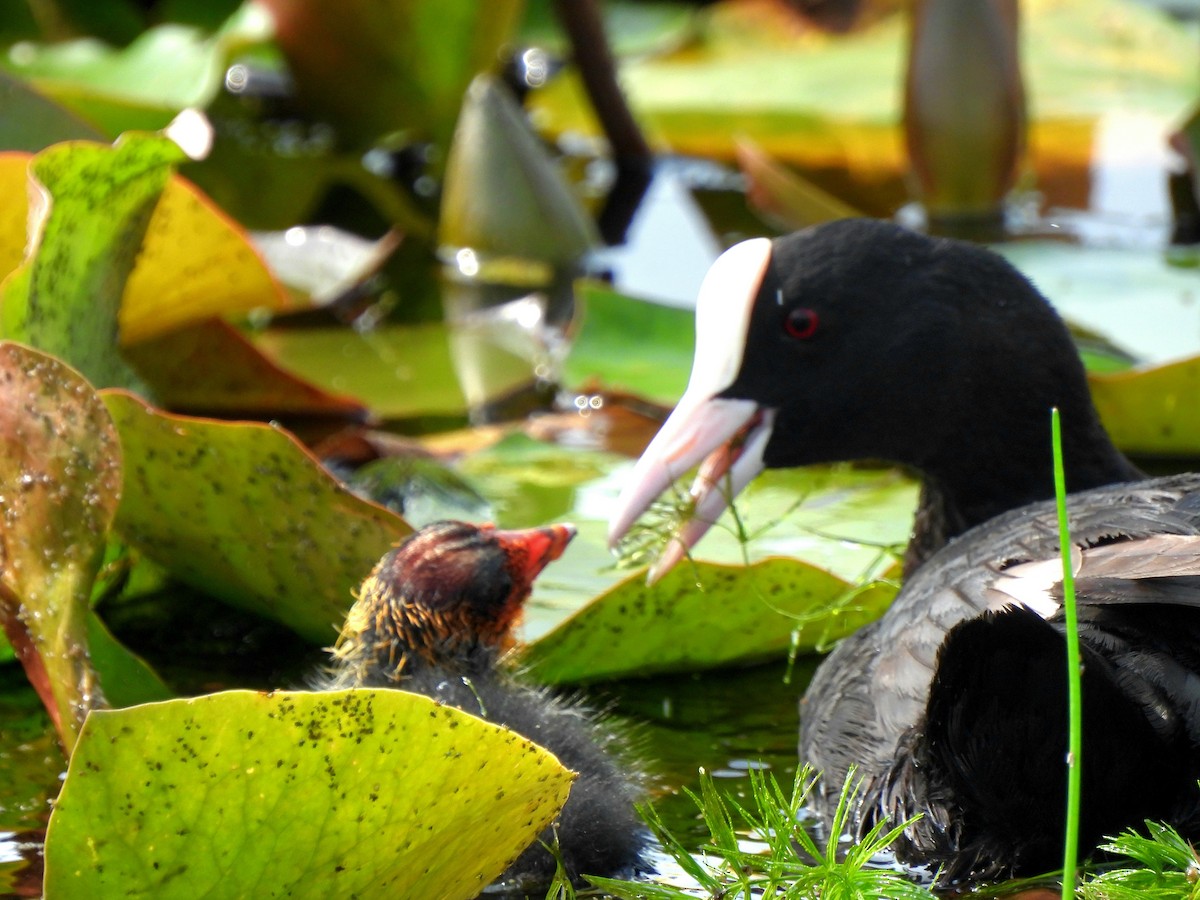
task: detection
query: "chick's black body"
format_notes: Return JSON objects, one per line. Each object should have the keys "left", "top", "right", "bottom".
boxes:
{"left": 319, "top": 522, "right": 647, "bottom": 892}
{"left": 609, "top": 218, "right": 1200, "bottom": 885}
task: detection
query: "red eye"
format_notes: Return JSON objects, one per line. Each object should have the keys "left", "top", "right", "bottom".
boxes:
{"left": 784, "top": 307, "right": 820, "bottom": 340}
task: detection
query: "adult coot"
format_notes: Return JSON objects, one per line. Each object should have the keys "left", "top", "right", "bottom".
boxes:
{"left": 320, "top": 521, "right": 648, "bottom": 891}
{"left": 607, "top": 218, "right": 1200, "bottom": 884}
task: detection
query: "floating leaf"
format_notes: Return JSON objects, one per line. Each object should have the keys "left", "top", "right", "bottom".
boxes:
{"left": 565, "top": 281, "right": 694, "bottom": 404}
{"left": 530, "top": 0, "right": 1197, "bottom": 195}
{"left": 0, "top": 154, "right": 28, "bottom": 281}
{"left": 44, "top": 689, "right": 574, "bottom": 899}
{"left": 0, "top": 152, "right": 300, "bottom": 346}
{"left": 0, "top": 133, "right": 184, "bottom": 390}
{"left": 250, "top": 321, "right": 468, "bottom": 420}
{"left": 0, "top": 342, "right": 121, "bottom": 751}
{"left": 1091, "top": 358, "right": 1200, "bottom": 457}
{"left": 522, "top": 538, "right": 899, "bottom": 684}
{"left": 102, "top": 391, "right": 412, "bottom": 644}
{"left": 125, "top": 318, "right": 366, "bottom": 417}
{"left": 84, "top": 611, "right": 173, "bottom": 708}
{"left": 999, "top": 241, "right": 1200, "bottom": 366}
{"left": 997, "top": 241, "right": 1200, "bottom": 456}
{"left": 453, "top": 434, "right": 916, "bottom": 681}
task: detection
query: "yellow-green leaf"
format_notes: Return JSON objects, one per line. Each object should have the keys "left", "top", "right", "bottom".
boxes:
{"left": 0, "top": 134, "right": 183, "bottom": 390}
{"left": 102, "top": 391, "right": 412, "bottom": 644}
{"left": 1091, "top": 358, "right": 1200, "bottom": 456}
{"left": 119, "top": 175, "right": 297, "bottom": 343}
{"left": 44, "top": 689, "right": 574, "bottom": 899}
{"left": 0, "top": 151, "right": 298, "bottom": 347}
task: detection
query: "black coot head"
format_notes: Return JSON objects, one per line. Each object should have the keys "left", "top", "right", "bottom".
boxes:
{"left": 724, "top": 219, "right": 1077, "bottom": 471}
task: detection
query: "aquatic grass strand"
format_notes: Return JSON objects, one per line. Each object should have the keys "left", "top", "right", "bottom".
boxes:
{"left": 1052, "top": 407, "right": 1083, "bottom": 896}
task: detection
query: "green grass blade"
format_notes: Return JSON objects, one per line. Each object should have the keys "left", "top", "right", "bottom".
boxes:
{"left": 1052, "top": 407, "right": 1083, "bottom": 896}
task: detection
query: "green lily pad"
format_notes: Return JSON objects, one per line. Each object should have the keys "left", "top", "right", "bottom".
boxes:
{"left": 85, "top": 611, "right": 174, "bottom": 708}
{"left": 44, "top": 689, "right": 574, "bottom": 899}
{"left": 0, "top": 133, "right": 185, "bottom": 391}
{"left": 0, "top": 342, "right": 122, "bottom": 751}
{"left": 102, "top": 390, "right": 412, "bottom": 644}
{"left": 565, "top": 280, "right": 694, "bottom": 404}
{"left": 522, "top": 548, "right": 899, "bottom": 683}
{"left": 125, "top": 318, "right": 367, "bottom": 417}
{"left": 250, "top": 321, "right": 468, "bottom": 420}
{"left": 0, "top": 151, "right": 301, "bottom": 347}
{"left": 456, "top": 434, "right": 916, "bottom": 681}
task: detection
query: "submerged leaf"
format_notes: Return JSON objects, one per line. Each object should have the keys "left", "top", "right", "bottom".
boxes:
{"left": 102, "top": 391, "right": 412, "bottom": 644}
{"left": 44, "top": 689, "right": 574, "bottom": 899}
{"left": 0, "top": 342, "right": 121, "bottom": 751}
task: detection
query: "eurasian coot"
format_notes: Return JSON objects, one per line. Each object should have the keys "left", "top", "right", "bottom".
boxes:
{"left": 608, "top": 218, "right": 1200, "bottom": 883}
{"left": 320, "top": 521, "right": 648, "bottom": 891}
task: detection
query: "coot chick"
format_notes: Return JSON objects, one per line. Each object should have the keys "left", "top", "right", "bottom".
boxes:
{"left": 607, "top": 218, "right": 1200, "bottom": 884}
{"left": 321, "top": 521, "right": 648, "bottom": 891}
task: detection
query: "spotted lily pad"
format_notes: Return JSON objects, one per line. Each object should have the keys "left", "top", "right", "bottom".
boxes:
{"left": 0, "top": 342, "right": 121, "bottom": 750}
{"left": 0, "top": 150, "right": 301, "bottom": 343}
{"left": 43, "top": 689, "right": 574, "bottom": 899}
{"left": 454, "top": 434, "right": 915, "bottom": 682}
{"left": 102, "top": 391, "right": 412, "bottom": 644}
{"left": 522, "top": 531, "right": 901, "bottom": 683}
{"left": 0, "top": 133, "right": 184, "bottom": 390}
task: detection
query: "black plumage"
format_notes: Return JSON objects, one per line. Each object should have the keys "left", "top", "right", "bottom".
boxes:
{"left": 608, "top": 218, "right": 1200, "bottom": 884}
{"left": 318, "top": 521, "right": 648, "bottom": 892}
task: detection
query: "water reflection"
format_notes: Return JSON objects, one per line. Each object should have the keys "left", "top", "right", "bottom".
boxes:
{"left": 440, "top": 251, "right": 578, "bottom": 424}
